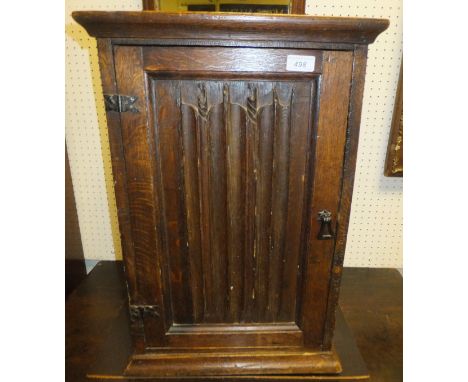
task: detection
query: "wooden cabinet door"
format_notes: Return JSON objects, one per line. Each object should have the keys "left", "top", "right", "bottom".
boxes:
{"left": 113, "top": 45, "right": 353, "bottom": 350}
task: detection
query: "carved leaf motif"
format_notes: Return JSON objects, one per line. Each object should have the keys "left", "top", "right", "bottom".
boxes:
{"left": 197, "top": 84, "right": 208, "bottom": 120}
{"left": 247, "top": 84, "right": 258, "bottom": 123}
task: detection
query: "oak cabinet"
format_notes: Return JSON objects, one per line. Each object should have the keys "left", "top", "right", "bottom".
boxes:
{"left": 73, "top": 11, "right": 388, "bottom": 379}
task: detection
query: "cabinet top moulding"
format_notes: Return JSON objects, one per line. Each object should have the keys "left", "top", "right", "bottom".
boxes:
{"left": 72, "top": 11, "right": 389, "bottom": 47}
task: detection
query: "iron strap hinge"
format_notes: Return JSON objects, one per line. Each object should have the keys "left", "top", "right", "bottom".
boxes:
{"left": 129, "top": 304, "right": 160, "bottom": 326}
{"left": 104, "top": 94, "right": 139, "bottom": 113}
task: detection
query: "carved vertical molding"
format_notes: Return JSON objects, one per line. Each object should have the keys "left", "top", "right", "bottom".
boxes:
{"left": 195, "top": 82, "right": 214, "bottom": 320}
{"left": 267, "top": 86, "right": 293, "bottom": 321}
{"left": 179, "top": 84, "right": 205, "bottom": 323}
{"left": 175, "top": 81, "right": 306, "bottom": 323}
{"left": 206, "top": 85, "right": 229, "bottom": 321}
{"left": 242, "top": 84, "right": 259, "bottom": 321}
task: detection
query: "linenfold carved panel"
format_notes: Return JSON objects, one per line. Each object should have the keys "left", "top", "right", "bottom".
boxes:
{"left": 149, "top": 79, "right": 317, "bottom": 325}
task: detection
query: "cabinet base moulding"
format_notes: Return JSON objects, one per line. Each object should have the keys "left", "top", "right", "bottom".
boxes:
{"left": 124, "top": 348, "right": 342, "bottom": 377}
{"left": 87, "top": 304, "right": 367, "bottom": 381}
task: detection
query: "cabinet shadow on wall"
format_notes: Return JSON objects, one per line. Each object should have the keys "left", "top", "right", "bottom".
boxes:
{"left": 66, "top": 22, "right": 122, "bottom": 261}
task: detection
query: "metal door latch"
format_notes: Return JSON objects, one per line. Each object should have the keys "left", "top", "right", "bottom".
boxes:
{"left": 317, "top": 210, "right": 335, "bottom": 240}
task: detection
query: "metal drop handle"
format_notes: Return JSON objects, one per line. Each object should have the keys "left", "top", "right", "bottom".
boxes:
{"left": 317, "top": 210, "right": 335, "bottom": 240}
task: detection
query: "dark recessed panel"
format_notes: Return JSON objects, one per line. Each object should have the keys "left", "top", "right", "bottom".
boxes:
{"left": 149, "top": 79, "right": 316, "bottom": 325}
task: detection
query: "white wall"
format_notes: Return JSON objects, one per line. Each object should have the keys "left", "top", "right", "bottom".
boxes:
{"left": 65, "top": 0, "right": 402, "bottom": 267}
{"left": 306, "top": 0, "right": 403, "bottom": 267}
{"left": 65, "top": 0, "right": 143, "bottom": 260}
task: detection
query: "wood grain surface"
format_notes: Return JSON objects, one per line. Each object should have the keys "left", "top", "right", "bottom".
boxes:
{"left": 72, "top": 11, "right": 388, "bottom": 45}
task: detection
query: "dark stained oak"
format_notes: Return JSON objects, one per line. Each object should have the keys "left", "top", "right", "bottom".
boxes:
{"left": 72, "top": 11, "right": 388, "bottom": 379}
{"left": 142, "top": 47, "right": 323, "bottom": 75}
{"left": 322, "top": 45, "right": 369, "bottom": 350}
{"left": 95, "top": 39, "right": 139, "bottom": 303}
{"left": 72, "top": 11, "right": 388, "bottom": 45}
{"left": 299, "top": 50, "right": 353, "bottom": 347}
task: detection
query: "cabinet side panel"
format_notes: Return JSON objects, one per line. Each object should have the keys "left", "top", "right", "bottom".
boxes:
{"left": 322, "top": 46, "right": 369, "bottom": 349}
{"left": 96, "top": 39, "right": 138, "bottom": 301}
{"left": 300, "top": 51, "right": 353, "bottom": 347}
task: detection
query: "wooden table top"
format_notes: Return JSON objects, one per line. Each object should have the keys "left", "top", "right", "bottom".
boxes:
{"left": 66, "top": 262, "right": 402, "bottom": 382}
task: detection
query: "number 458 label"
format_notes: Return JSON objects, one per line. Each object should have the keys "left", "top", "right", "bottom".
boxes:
{"left": 286, "top": 55, "right": 316, "bottom": 72}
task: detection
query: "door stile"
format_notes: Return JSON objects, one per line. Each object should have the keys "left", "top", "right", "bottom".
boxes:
{"left": 299, "top": 51, "right": 354, "bottom": 348}
{"left": 114, "top": 45, "right": 169, "bottom": 347}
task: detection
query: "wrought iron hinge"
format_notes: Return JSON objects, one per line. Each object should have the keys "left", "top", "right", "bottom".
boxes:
{"left": 129, "top": 304, "right": 160, "bottom": 325}
{"left": 104, "top": 94, "right": 139, "bottom": 113}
